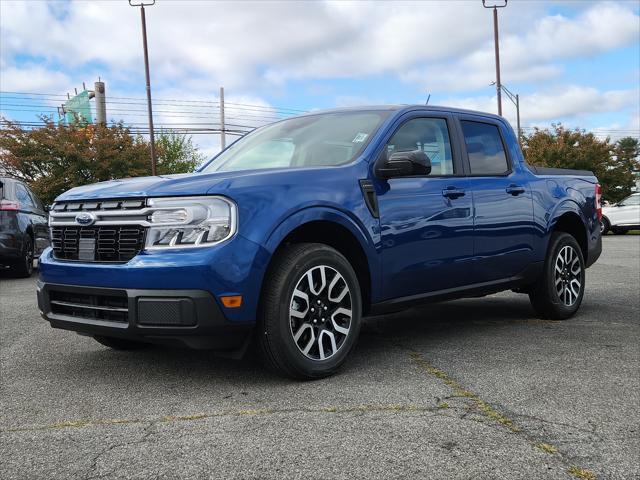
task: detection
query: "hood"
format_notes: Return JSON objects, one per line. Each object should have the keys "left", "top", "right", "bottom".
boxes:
{"left": 55, "top": 170, "right": 267, "bottom": 201}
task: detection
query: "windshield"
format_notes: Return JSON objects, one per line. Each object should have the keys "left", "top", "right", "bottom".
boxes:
{"left": 619, "top": 194, "right": 640, "bottom": 206}
{"left": 201, "top": 111, "right": 390, "bottom": 173}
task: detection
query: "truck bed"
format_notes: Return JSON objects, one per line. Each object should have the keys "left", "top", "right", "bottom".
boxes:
{"left": 527, "top": 165, "right": 595, "bottom": 178}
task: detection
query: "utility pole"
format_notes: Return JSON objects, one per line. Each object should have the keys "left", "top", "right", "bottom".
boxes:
{"left": 94, "top": 81, "right": 106, "bottom": 125}
{"left": 219, "top": 86, "right": 226, "bottom": 150}
{"left": 492, "top": 81, "right": 521, "bottom": 145}
{"left": 130, "top": 0, "right": 157, "bottom": 175}
{"left": 483, "top": 0, "right": 508, "bottom": 116}
{"left": 515, "top": 93, "right": 520, "bottom": 144}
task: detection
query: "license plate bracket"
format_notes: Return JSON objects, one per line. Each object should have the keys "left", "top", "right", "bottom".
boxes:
{"left": 78, "top": 238, "right": 96, "bottom": 261}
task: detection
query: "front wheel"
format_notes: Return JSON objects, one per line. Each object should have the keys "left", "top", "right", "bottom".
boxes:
{"left": 529, "top": 232, "right": 585, "bottom": 320}
{"left": 600, "top": 217, "right": 610, "bottom": 235}
{"left": 256, "top": 243, "right": 362, "bottom": 380}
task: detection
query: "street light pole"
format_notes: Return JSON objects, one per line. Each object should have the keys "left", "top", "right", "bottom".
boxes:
{"left": 483, "top": 0, "right": 508, "bottom": 116}
{"left": 492, "top": 82, "right": 521, "bottom": 145}
{"left": 130, "top": 0, "right": 157, "bottom": 176}
{"left": 515, "top": 93, "right": 520, "bottom": 144}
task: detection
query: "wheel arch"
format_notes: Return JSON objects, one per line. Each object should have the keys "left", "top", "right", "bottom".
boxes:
{"left": 549, "top": 209, "right": 588, "bottom": 263}
{"left": 263, "top": 209, "right": 379, "bottom": 314}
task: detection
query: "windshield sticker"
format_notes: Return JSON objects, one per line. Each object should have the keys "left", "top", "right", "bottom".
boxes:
{"left": 352, "top": 133, "right": 368, "bottom": 143}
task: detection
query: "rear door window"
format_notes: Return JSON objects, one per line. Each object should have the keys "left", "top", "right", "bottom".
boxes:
{"left": 28, "top": 188, "right": 45, "bottom": 212}
{"left": 15, "top": 183, "right": 36, "bottom": 209}
{"left": 460, "top": 121, "right": 510, "bottom": 175}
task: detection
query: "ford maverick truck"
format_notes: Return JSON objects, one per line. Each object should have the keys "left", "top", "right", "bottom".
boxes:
{"left": 38, "top": 106, "right": 602, "bottom": 379}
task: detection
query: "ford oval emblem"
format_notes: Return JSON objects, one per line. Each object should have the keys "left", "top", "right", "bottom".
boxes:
{"left": 75, "top": 212, "right": 96, "bottom": 226}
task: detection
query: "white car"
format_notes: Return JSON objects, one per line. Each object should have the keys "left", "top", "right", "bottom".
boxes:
{"left": 601, "top": 193, "right": 640, "bottom": 234}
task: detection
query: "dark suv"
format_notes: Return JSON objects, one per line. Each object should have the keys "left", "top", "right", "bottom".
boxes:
{"left": 0, "top": 177, "right": 50, "bottom": 277}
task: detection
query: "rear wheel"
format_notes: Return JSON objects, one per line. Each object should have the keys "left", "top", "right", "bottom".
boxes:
{"left": 600, "top": 217, "right": 610, "bottom": 235}
{"left": 256, "top": 243, "right": 362, "bottom": 380}
{"left": 94, "top": 335, "right": 149, "bottom": 350}
{"left": 529, "top": 232, "right": 585, "bottom": 320}
{"left": 12, "top": 236, "right": 34, "bottom": 278}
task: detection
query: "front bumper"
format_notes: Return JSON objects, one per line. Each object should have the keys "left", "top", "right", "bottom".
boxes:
{"left": 37, "top": 281, "right": 252, "bottom": 350}
{"left": 38, "top": 233, "right": 270, "bottom": 323}
{"left": 37, "top": 233, "right": 271, "bottom": 349}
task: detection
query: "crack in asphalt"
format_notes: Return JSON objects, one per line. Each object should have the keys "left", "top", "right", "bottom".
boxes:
{"left": 82, "top": 422, "right": 158, "bottom": 480}
{"left": 408, "top": 351, "right": 599, "bottom": 480}
{"left": 0, "top": 343, "right": 606, "bottom": 480}
{"left": 0, "top": 404, "right": 445, "bottom": 434}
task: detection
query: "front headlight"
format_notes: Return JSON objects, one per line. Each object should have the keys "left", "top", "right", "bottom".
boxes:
{"left": 145, "top": 196, "right": 237, "bottom": 250}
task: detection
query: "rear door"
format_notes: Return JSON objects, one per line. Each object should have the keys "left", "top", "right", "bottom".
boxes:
{"left": 25, "top": 186, "right": 50, "bottom": 254}
{"left": 14, "top": 182, "right": 49, "bottom": 255}
{"left": 376, "top": 112, "right": 475, "bottom": 299}
{"left": 456, "top": 116, "right": 534, "bottom": 282}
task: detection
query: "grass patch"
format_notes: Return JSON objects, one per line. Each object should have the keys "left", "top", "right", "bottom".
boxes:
{"left": 568, "top": 466, "right": 597, "bottom": 479}
{"left": 410, "top": 352, "right": 520, "bottom": 433}
{"left": 535, "top": 442, "right": 558, "bottom": 454}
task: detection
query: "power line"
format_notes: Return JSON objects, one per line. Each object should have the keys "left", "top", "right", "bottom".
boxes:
{"left": 0, "top": 91, "right": 308, "bottom": 114}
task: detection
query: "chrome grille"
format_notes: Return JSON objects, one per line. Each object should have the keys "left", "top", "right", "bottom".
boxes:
{"left": 49, "top": 199, "right": 149, "bottom": 226}
{"left": 50, "top": 198, "right": 148, "bottom": 262}
{"left": 51, "top": 226, "right": 146, "bottom": 262}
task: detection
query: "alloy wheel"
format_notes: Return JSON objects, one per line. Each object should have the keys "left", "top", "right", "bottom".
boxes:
{"left": 289, "top": 265, "right": 352, "bottom": 361}
{"left": 554, "top": 245, "right": 582, "bottom": 306}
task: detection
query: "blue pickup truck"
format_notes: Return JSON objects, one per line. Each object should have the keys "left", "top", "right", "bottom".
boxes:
{"left": 38, "top": 105, "right": 602, "bottom": 379}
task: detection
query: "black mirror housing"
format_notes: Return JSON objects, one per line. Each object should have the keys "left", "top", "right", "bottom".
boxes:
{"left": 376, "top": 150, "right": 431, "bottom": 179}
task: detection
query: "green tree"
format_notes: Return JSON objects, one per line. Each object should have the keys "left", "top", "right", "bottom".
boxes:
{"left": 522, "top": 124, "right": 637, "bottom": 204}
{"left": 155, "top": 130, "right": 204, "bottom": 175}
{"left": 0, "top": 117, "right": 201, "bottom": 205}
{"left": 614, "top": 136, "right": 640, "bottom": 199}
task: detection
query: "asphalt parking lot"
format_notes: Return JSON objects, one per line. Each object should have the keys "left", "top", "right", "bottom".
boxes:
{"left": 1, "top": 236, "right": 638, "bottom": 480}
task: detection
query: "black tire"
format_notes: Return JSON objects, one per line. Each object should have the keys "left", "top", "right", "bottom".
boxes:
{"left": 600, "top": 217, "right": 610, "bottom": 235}
{"left": 612, "top": 227, "right": 628, "bottom": 235}
{"left": 12, "top": 236, "right": 34, "bottom": 278}
{"left": 529, "top": 232, "right": 585, "bottom": 320}
{"left": 94, "top": 335, "right": 149, "bottom": 350}
{"left": 256, "top": 243, "right": 362, "bottom": 380}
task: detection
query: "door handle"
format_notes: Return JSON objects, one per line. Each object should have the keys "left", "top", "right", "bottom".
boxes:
{"left": 442, "top": 186, "right": 465, "bottom": 199}
{"left": 506, "top": 184, "right": 525, "bottom": 196}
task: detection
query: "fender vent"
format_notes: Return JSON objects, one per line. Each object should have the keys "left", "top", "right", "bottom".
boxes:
{"left": 359, "top": 179, "right": 379, "bottom": 218}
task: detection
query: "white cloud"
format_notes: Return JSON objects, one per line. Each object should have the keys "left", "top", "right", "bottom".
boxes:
{"left": 403, "top": 2, "right": 639, "bottom": 92}
{"left": 442, "top": 85, "right": 639, "bottom": 126}
{"left": 1, "top": 1, "right": 637, "bottom": 93}
{"left": 1, "top": 0, "right": 638, "bottom": 151}
{"left": 0, "top": 1, "right": 546, "bottom": 90}
{"left": 0, "top": 64, "right": 71, "bottom": 92}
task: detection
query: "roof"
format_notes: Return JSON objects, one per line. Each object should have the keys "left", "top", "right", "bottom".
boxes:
{"left": 295, "top": 104, "right": 504, "bottom": 121}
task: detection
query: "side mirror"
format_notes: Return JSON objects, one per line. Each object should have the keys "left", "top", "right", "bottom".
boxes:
{"left": 376, "top": 150, "right": 431, "bottom": 179}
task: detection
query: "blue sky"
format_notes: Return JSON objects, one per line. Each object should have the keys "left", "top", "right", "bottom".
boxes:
{"left": 1, "top": 0, "right": 638, "bottom": 157}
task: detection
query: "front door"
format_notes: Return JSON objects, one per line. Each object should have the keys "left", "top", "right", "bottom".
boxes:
{"left": 376, "top": 114, "right": 475, "bottom": 300}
